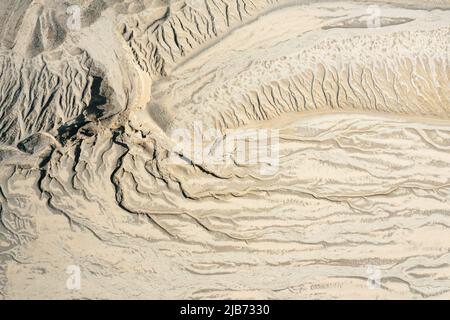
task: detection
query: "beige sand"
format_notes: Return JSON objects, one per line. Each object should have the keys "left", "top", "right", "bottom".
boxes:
{"left": 0, "top": 0, "right": 449, "bottom": 299}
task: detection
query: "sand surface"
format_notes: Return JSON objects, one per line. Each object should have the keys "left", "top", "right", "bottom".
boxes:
{"left": 0, "top": 0, "right": 449, "bottom": 299}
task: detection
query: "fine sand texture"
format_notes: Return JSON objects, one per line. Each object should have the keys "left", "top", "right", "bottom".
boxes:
{"left": 0, "top": 0, "right": 449, "bottom": 299}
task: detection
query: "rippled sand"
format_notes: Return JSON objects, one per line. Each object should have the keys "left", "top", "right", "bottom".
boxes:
{"left": 0, "top": 0, "right": 449, "bottom": 299}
